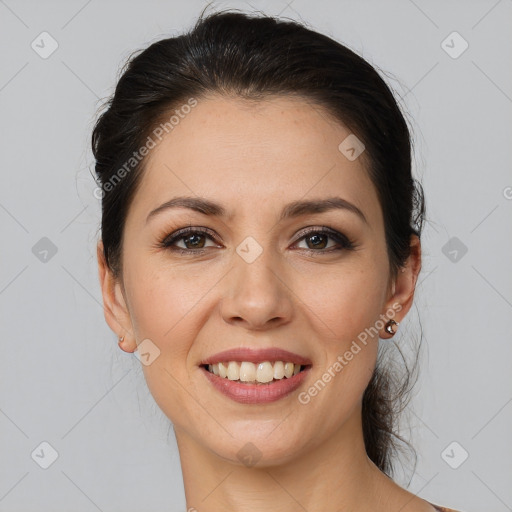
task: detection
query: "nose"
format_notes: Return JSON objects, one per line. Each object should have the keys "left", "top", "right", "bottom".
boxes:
{"left": 220, "top": 250, "right": 294, "bottom": 331}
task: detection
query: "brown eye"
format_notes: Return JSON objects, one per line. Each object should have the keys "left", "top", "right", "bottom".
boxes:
{"left": 181, "top": 233, "right": 207, "bottom": 249}
{"left": 160, "top": 227, "right": 219, "bottom": 252}
{"left": 303, "top": 232, "right": 330, "bottom": 250}
{"left": 294, "top": 228, "right": 354, "bottom": 253}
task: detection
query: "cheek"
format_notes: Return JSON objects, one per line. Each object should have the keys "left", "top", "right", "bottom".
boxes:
{"left": 295, "top": 258, "right": 388, "bottom": 344}
{"left": 123, "top": 263, "right": 209, "bottom": 424}
{"left": 124, "top": 256, "right": 211, "bottom": 341}
{"left": 292, "top": 253, "right": 387, "bottom": 398}
{"left": 122, "top": 258, "right": 221, "bottom": 397}
{"left": 291, "top": 267, "right": 384, "bottom": 431}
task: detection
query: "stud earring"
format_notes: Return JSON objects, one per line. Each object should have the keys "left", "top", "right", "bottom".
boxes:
{"left": 384, "top": 319, "right": 399, "bottom": 336}
{"left": 117, "top": 335, "right": 136, "bottom": 353}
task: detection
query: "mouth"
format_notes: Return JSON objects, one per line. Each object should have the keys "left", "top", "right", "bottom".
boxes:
{"left": 199, "top": 348, "right": 312, "bottom": 404}
{"left": 201, "top": 361, "right": 311, "bottom": 385}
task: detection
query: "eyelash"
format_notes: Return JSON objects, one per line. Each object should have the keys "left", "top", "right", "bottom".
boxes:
{"left": 157, "top": 226, "right": 356, "bottom": 256}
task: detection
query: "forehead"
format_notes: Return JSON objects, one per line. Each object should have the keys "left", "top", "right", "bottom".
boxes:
{"left": 129, "top": 94, "right": 381, "bottom": 225}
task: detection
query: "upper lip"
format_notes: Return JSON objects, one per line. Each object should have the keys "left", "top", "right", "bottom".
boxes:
{"left": 200, "top": 347, "right": 312, "bottom": 366}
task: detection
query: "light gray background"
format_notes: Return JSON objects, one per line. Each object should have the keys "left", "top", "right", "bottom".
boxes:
{"left": 1, "top": 1, "right": 511, "bottom": 511}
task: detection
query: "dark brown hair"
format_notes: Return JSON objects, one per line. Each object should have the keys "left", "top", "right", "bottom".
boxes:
{"left": 92, "top": 9, "right": 425, "bottom": 476}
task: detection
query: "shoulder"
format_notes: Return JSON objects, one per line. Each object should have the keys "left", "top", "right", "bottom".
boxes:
{"left": 428, "top": 503, "right": 463, "bottom": 512}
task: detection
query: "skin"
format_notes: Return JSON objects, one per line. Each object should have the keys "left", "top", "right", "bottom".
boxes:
{"left": 97, "top": 94, "right": 427, "bottom": 511}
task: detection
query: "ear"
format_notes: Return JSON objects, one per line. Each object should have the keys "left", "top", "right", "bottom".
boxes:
{"left": 380, "top": 235, "right": 422, "bottom": 339}
{"left": 97, "top": 240, "right": 137, "bottom": 352}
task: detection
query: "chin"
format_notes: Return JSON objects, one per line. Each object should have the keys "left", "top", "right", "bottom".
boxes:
{"left": 195, "top": 416, "right": 316, "bottom": 468}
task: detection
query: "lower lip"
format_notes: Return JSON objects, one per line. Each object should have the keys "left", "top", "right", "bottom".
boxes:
{"left": 200, "top": 366, "right": 311, "bottom": 404}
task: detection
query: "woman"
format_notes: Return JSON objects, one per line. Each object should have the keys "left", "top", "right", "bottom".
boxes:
{"left": 93, "top": 9, "right": 462, "bottom": 512}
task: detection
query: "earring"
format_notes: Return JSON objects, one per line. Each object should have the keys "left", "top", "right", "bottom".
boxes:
{"left": 384, "top": 319, "right": 399, "bottom": 336}
{"left": 118, "top": 335, "right": 136, "bottom": 353}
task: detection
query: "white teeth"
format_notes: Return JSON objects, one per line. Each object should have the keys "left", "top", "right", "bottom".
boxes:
{"left": 239, "top": 362, "right": 256, "bottom": 382}
{"left": 256, "top": 361, "right": 274, "bottom": 383}
{"left": 227, "top": 361, "right": 240, "bottom": 380}
{"left": 207, "top": 361, "right": 304, "bottom": 383}
{"left": 273, "top": 361, "right": 285, "bottom": 379}
{"left": 209, "top": 364, "right": 219, "bottom": 376}
{"left": 218, "top": 362, "right": 227, "bottom": 378}
{"left": 284, "top": 362, "right": 294, "bottom": 378}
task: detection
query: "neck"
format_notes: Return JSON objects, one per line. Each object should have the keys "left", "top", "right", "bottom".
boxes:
{"left": 174, "top": 409, "right": 398, "bottom": 512}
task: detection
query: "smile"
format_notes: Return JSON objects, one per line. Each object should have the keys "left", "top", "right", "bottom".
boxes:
{"left": 204, "top": 360, "right": 306, "bottom": 384}
{"left": 199, "top": 347, "right": 312, "bottom": 404}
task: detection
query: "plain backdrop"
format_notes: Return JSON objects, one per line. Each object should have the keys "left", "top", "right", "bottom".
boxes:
{"left": 1, "top": 1, "right": 511, "bottom": 511}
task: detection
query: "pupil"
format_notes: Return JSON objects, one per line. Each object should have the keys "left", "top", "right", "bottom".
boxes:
{"left": 308, "top": 234, "right": 326, "bottom": 249}
{"left": 186, "top": 234, "right": 204, "bottom": 248}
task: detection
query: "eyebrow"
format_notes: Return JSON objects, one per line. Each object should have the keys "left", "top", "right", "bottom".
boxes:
{"left": 146, "top": 196, "right": 368, "bottom": 225}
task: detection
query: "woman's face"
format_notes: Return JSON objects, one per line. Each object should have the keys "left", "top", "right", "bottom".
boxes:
{"left": 99, "top": 94, "right": 416, "bottom": 466}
